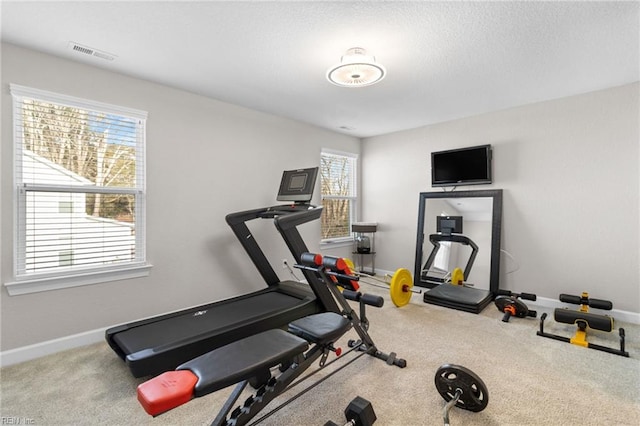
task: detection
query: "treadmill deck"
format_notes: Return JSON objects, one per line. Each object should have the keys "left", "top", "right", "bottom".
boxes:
{"left": 107, "top": 282, "right": 319, "bottom": 377}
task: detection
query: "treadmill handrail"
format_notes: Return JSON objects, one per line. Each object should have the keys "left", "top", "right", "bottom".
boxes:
{"left": 225, "top": 205, "right": 325, "bottom": 288}
{"left": 422, "top": 233, "right": 479, "bottom": 282}
{"left": 273, "top": 206, "right": 341, "bottom": 314}
{"left": 429, "top": 233, "right": 478, "bottom": 247}
{"left": 273, "top": 206, "right": 323, "bottom": 230}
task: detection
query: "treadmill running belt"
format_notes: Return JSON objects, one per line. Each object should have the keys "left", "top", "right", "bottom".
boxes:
{"left": 113, "top": 291, "right": 304, "bottom": 355}
{"left": 423, "top": 284, "right": 493, "bottom": 314}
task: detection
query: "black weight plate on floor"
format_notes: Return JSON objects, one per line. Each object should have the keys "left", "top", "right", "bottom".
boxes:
{"left": 434, "top": 364, "right": 489, "bottom": 412}
{"left": 495, "top": 296, "right": 528, "bottom": 318}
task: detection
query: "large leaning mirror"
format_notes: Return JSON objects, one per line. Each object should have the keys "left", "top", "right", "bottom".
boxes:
{"left": 413, "top": 189, "right": 503, "bottom": 313}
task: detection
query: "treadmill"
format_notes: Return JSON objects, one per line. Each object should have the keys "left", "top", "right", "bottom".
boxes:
{"left": 421, "top": 216, "right": 492, "bottom": 314}
{"left": 420, "top": 233, "right": 479, "bottom": 284}
{"left": 106, "top": 167, "right": 340, "bottom": 378}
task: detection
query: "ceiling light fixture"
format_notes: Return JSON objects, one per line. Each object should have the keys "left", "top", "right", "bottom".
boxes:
{"left": 326, "top": 47, "right": 385, "bottom": 88}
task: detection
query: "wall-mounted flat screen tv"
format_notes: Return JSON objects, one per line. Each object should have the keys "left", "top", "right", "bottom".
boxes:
{"left": 431, "top": 144, "right": 492, "bottom": 187}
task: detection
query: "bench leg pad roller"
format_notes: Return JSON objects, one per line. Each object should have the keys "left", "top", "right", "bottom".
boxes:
{"left": 137, "top": 370, "right": 198, "bottom": 416}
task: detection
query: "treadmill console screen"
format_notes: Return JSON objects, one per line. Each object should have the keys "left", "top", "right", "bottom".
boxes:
{"left": 437, "top": 215, "right": 463, "bottom": 235}
{"left": 276, "top": 167, "right": 318, "bottom": 203}
{"left": 288, "top": 174, "right": 307, "bottom": 190}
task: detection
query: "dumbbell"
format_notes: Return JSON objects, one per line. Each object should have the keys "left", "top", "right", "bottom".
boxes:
{"left": 324, "top": 396, "right": 376, "bottom": 426}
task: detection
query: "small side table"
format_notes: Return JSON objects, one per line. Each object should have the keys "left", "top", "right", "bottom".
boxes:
{"left": 352, "top": 222, "right": 377, "bottom": 275}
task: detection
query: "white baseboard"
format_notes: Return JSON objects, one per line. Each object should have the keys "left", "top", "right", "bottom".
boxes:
{"left": 0, "top": 327, "right": 106, "bottom": 368}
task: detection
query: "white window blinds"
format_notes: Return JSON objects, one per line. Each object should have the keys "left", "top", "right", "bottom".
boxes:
{"left": 320, "top": 150, "right": 358, "bottom": 240}
{"left": 11, "top": 84, "right": 147, "bottom": 279}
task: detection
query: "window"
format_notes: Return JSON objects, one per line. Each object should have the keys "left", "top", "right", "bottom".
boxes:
{"left": 7, "top": 84, "right": 149, "bottom": 295}
{"left": 320, "top": 150, "right": 357, "bottom": 242}
{"left": 433, "top": 241, "right": 452, "bottom": 272}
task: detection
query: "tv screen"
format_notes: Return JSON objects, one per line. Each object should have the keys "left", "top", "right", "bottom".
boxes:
{"left": 431, "top": 144, "right": 492, "bottom": 187}
{"left": 276, "top": 167, "right": 318, "bottom": 203}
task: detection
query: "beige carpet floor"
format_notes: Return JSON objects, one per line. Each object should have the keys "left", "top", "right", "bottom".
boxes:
{"left": 1, "top": 283, "right": 639, "bottom": 425}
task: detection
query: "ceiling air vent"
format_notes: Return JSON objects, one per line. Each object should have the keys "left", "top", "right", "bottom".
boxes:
{"left": 68, "top": 42, "right": 116, "bottom": 61}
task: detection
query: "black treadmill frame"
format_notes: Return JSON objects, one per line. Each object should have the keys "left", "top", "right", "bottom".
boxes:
{"left": 414, "top": 190, "right": 502, "bottom": 292}
{"left": 414, "top": 190, "right": 503, "bottom": 314}
{"left": 421, "top": 233, "right": 479, "bottom": 284}
{"left": 106, "top": 205, "right": 336, "bottom": 377}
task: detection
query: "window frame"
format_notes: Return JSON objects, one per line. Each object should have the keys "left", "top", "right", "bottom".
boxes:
{"left": 320, "top": 149, "right": 359, "bottom": 245}
{"left": 5, "top": 84, "right": 151, "bottom": 296}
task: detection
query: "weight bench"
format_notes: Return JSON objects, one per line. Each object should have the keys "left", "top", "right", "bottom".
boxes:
{"left": 536, "top": 293, "right": 629, "bottom": 357}
{"left": 138, "top": 312, "right": 352, "bottom": 424}
{"left": 138, "top": 253, "right": 406, "bottom": 425}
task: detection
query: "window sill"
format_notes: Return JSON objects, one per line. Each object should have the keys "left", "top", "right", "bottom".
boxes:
{"left": 320, "top": 239, "right": 353, "bottom": 249}
{"left": 4, "top": 263, "right": 153, "bottom": 296}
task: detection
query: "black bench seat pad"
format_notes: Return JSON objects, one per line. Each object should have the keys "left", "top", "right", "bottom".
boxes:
{"left": 288, "top": 312, "right": 351, "bottom": 345}
{"left": 178, "top": 329, "right": 308, "bottom": 397}
{"left": 554, "top": 308, "right": 613, "bottom": 332}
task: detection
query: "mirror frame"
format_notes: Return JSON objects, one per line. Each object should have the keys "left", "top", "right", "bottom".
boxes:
{"left": 413, "top": 189, "right": 503, "bottom": 292}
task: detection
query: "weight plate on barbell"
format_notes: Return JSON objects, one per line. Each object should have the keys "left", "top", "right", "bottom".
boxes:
{"left": 434, "top": 364, "right": 489, "bottom": 412}
{"left": 344, "top": 258, "right": 356, "bottom": 271}
{"left": 389, "top": 268, "right": 413, "bottom": 307}
{"left": 451, "top": 267, "right": 465, "bottom": 285}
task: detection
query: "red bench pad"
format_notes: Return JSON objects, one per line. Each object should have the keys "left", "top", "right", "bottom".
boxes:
{"left": 137, "top": 370, "right": 198, "bottom": 416}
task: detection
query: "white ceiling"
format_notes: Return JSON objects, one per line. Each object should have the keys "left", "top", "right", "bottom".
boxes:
{"left": 2, "top": 1, "right": 638, "bottom": 138}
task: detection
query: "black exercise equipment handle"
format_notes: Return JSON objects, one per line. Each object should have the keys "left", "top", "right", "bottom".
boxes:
{"left": 538, "top": 312, "right": 548, "bottom": 334}
{"left": 343, "top": 290, "right": 384, "bottom": 308}
{"left": 559, "top": 294, "right": 612, "bottom": 310}
{"left": 591, "top": 298, "right": 613, "bottom": 310}
{"left": 496, "top": 289, "right": 536, "bottom": 301}
{"left": 519, "top": 292, "right": 536, "bottom": 301}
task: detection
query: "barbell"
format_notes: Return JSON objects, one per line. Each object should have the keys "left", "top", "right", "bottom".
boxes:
{"left": 344, "top": 259, "right": 421, "bottom": 308}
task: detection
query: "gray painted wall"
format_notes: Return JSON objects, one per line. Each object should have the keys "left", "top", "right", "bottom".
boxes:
{"left": 0, "top": 44, "right": 360, "bottom": 350}
{"left": 361, "top": 83, "right": 639, "bottom": 312}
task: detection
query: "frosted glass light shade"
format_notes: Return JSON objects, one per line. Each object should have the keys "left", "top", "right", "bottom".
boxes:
{"left": 327, "top": 47, "right": 386, "bottom": 87}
